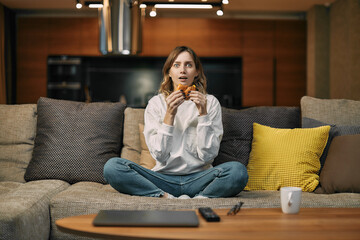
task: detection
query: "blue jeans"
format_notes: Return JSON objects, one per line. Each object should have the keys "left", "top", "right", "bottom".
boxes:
{"left": 103, "top": 158, "right": 248, "bottom": 198}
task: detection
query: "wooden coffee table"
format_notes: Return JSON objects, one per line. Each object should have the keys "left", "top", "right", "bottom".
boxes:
{"left": 56, "top": 208, "right": 360, "bottom": 240}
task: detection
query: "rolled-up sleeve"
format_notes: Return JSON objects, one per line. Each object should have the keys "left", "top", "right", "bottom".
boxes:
{"left": 196, "top": 99, "right": 223, "bottom": 163}
{"left": 143, "top": 98, "right": 174, "bottom": 164}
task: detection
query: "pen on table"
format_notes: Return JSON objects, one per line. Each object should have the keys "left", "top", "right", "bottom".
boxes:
{"left": 227, "top": 202, "right": 244, "bottom": 215}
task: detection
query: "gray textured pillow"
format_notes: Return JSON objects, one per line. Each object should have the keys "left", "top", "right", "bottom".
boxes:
{"left": 301, "top": 96, "right": 360, "bottom": 125}
{"left": 302, "top": 117, "right": 360, "bottom": 172}
{"left": 24, "top": 98, "right": 126, "bottom": 184}
{"left": 0, "top": 104, "right": 37, "bottom": 182}
{"left": 213, "top": 106, "right": 300, "bottom": 166}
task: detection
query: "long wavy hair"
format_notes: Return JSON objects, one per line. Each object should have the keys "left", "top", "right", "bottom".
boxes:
{"left": 159, "top": 46, "right": 207, "bottom": 98}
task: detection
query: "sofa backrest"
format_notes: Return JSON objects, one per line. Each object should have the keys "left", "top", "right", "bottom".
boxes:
{"left": 301, "top": 96, "right": 360, "bottom": 125}
{"left": 0, "top": 104, "right": 37, "bottom": 182}
{"left": 121, "top": 106, "right": 301, "bottom": 168}
{"left": 3, "top": 96, "right": 358, "bottom": 185}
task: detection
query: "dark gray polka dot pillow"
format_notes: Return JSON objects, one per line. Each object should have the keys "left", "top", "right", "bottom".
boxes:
{"left": 25, "top": 97, "right": 126, "bottom": 184}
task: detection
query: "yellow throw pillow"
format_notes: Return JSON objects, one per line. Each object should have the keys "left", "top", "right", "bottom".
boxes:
{"left": 245, "top": 123, "right": 330, "bottom": 192}
{"left": 138, "top": 124, "right": 156, "bottom": 169}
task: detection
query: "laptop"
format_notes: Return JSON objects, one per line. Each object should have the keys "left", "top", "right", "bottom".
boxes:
{"left": 93, "top": 210, "right": 199, "bottom": 227}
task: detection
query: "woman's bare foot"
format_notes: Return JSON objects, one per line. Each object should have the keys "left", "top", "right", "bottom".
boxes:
{"left": 160, "top": 192, "right": 176, "bottom": 199}
{"left": 160, "top": 192, "right": 168, "bottom": 198}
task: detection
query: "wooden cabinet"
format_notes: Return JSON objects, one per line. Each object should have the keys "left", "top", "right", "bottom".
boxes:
{"left": 242, "top": 57, "right": 275, "bottom": 106}
{"left": 16, "top": 17, "right": 100, "bottom": 104}
{"left": 16, "top": 19, "right": 49, "bottom": 103}
{"left": 241, "top": 20, "right": 306, "bottom": 107}
{"left": 275, "top": 21, "right": 306, "bottom": 106}
{"left": 242, "top": 20, "right": 275, "bottom": 106}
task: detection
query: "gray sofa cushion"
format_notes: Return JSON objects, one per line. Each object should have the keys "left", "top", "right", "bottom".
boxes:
{"left": 24, "top": 98, "right": 126, "bottom": 184}
{"left": 0, "top": 104, "right": 37, "bottom": 183}
{"left": 0, "top": 180, "right": 69, "bottom": 240}
{"left": 301, "top": 96, "right": 360, "bottom": 125}
{"left": 213, "top": 106, "right": 300, "bottom": 166}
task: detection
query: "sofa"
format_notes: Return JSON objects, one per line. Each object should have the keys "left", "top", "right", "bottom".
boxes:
{"left": 1, "top": 96, "right": 359, "bottom": 240}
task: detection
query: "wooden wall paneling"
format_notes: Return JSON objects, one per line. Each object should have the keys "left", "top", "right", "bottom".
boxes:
{"left": 80, "top": 18, "right": 101, "bottom": 56}
{"left": 177, "top": 18, "right": 211, "bottom": 56}
{"left": 208, "top": 19, "right": 242, "bottom": 56}
{"left": 275, "top": 21, "right": 307, "bottom": 56}
{"left": 276, "top": 57, "right": 306, "bottom": 106}
{"left": 275, "top": 20, "right": 306, "bottom": 106}
{"left": 141, "top": 18, "right": 243, "bottom": 57}
{"left": 141, "top": 18, "right": 180, "bottom": 56}
{"left": 242, "top": 20, "right": 275, "bottom": 57}
{"left": 48, "top": 18, "right": 83, "bottom": 55}
{"left": 242, "top": 20, "right": 275, "bottom": 106}
{"left": 242, "top": 57, "right": 274, "bottom": 106}
{"left": 16, "top": 16, "right": 307, "bottom": 106}
{"left": 17, "top": 17, "right": 100, "bottom": 103}
{"left": 17, "top": 18, "right": 49, "bottom": 103}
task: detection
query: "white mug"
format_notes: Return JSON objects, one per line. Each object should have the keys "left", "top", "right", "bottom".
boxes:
{"left": 280, "top": 187, "right": 302, "bottom": 214}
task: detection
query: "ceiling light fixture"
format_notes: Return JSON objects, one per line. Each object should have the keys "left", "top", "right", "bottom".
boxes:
{"left": 89, "top": 3, "right": 103, "bottom": 8}
{"left": 84, "top": 1, "right": 103, "bottom": 8}
{"left": 222, "top": 0, "right": 229, "bottom": 4}
{"left": 216, "top": 8, "right": 223, "bottom": 16}
{"left": 76, "top": 0, "right": 83, "bottom": 9}
{"left": 149, "top": 7, "right": 157, "bottom": 17}
{"left": 154, "top": 4, "right": 213, "bottom": 9}
{"left": 141, "top": 1, "right": 223, "bottom": 16}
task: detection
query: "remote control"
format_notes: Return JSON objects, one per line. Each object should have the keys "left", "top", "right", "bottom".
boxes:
{"left": 198, "top": 207, "right": 220, "bottom": 222}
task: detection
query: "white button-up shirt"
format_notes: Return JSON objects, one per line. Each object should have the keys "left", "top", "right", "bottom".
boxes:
{"left": 144, "top": 94, "right": 223, "bottom": 175}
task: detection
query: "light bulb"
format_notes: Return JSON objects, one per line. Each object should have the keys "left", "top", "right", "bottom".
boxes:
{"left": 216, "top": 9, "right": 223, "bottom": 16}
{"left": 150, "top": 9, "right": 157, "bottom": 17}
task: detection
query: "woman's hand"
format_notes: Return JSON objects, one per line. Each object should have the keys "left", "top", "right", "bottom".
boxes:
{"left": 189, "top": 91, "right": 207, "bottom": 116}
{"left": 163, "top": 90, "right": 185, "bottom": 125}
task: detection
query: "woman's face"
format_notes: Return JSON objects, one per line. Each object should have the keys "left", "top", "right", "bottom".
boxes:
{"left": 169, "top": 51, "right": 198, "bottom": 89}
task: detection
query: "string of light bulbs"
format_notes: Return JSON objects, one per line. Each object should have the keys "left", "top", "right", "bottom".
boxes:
{"left": 75, "top": 0, "right": 228, "bottom": 16}
{"left": 140, "top": 0, "right": 229, "bottom": 17}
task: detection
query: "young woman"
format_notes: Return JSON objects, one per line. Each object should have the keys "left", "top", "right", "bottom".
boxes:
{"left": 104, "top": 46, "right": 248, "bottom": 198}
